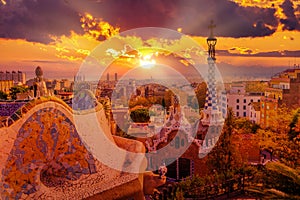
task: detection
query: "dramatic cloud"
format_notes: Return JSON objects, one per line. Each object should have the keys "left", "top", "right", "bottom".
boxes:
{"left": 0, "top": 0, "right": 82, "bottom": 43}
{"left": 70, "top": 0, "right": 279, "bottom": 38}
{"left": 228, "top": 47, "right": 255, "bottom": 55}
{"left": 0, "top": 0, "right": 283, "bottom": 43}
{"left": 280, "top": 0, "right": 300, "bottom": 31}
{"left": 80, "top": 13, "right": 120, "bottom": 41}
{"left": 218, "top": 49, "right": 300, "bottom": 57}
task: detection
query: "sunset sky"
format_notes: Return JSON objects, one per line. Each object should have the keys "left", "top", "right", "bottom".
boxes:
{"left": 0, "top": 0, "right": 300, "bottom": 80}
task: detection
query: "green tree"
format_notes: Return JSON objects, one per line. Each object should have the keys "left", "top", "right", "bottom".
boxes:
{"left": 174, "top": 187, "right": 185, "bottom": 200}
{"left": 289, "top": 109, "right": 300, "bottom": 140}
{"left": 130, "top": 108, "right": 150, "bottom": 123}
{"left": 263, "top": 162, "right": 300, "bottom": 196}
{"left": 195, "top": 82, "right": 207, "bottom": 109}
{"left": 235, "top": 117, "right": 260, "bottom": 134}
{"left": 178, "top": 175, "right": 205, "bottom": 196}
{"left": 207, "top": 108, "right": 243, "bottom": 182}
{"left": 268, "top": 106, "right": 293, "bottom": 134}
{"left": 9, "top": 86, "right": 28, "bottom": 100}
{"left": 0, "top": 91, "right": 8, "bottom": 100}
{"left": 257, "top": 106, "right": 300, "bottom": 168}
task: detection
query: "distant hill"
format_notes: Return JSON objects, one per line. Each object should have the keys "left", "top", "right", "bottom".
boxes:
{"left": 217, "top": 62, "right": 288, "bottom": 82}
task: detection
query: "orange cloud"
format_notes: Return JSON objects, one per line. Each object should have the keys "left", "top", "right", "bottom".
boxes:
{"left": 0, "top": 0, "right": 6, "bottom": 5}
{"left": 48, "top": 13, "right": 122, "bottom": 62}
{"left": 228, "top": 47, "right": 256, "bottom": 55}
{"left": 80, "top": 13, "right": 120, "bottom": 41}
{"left": 1, "top": 11, "right": 299, "bottom": 79}
{"left": 230, "top": 0, "right": 285, "bottom": 9}
{"left": 50, "top": 31, "right": 98, "bottom": 61}
{"left": 230, "top": 0, "right": 300, "bottom": 30}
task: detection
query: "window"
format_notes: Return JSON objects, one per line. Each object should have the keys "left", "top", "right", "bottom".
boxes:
{"left": 244, "top": 99, "right": 246, "bottom": 103}
{"left": 178, "top": 158, "right": 191, "bottom": 179}
{"left": 267, "top": 105, "right": 269, "bottom": 110}
{"left": 243, "top": 112, "right": 246, "bottom": 117}
{"left": 262, "top": 103, "right": 264, "bottom": 108}
{"left": 243, "top": 105, "right": 246, "bottom": 110}
{"left": 236, "top": 112, "right": 239, "bottom": 117}
{"left": 175, "top": 137, "right": 180, "bottom": 149}
{"left": 236, "top": 105, "right": 239, "bottom": 110}
{"left": 236, "top": 99, "right": 240, "bottom": 103}
{"left": 258, "top": 99, "right": 261, "bottom": 102}
{"left": 250, "top": 99, "right": 253, "bottom": 102}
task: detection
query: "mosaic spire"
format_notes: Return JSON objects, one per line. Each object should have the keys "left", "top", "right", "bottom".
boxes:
{"left": 204, "top": 20, "right": 218, "bottom": 111}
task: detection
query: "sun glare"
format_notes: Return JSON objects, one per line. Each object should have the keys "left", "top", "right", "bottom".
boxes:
{"left": 139, "top": 54, "right": 156, "bottom": 69}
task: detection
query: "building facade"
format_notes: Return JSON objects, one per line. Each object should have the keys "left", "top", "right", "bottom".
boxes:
{"left": 0, "top": 71, "right": 26, "bottom": 85}
{"left": 248, "top": 102, "right": 261, "bottom": 124}
{"left": 260, "top": 97, "right": 278, "bottom": 128}
{"left": 282, "top": 73, "right": 300, "bottom": 108}
{"left": 227, "top": 88, "right": 262, "bottom": 118}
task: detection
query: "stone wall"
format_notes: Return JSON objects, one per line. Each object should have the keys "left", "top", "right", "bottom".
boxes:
{"left": 1, "top": 107, "right": 97, "bottom": 199}
{"left": 0, "top": 102, "right": 26, "bottom": 116}
{"left": 0, "top": 98, "right": 145, "bottom": 199}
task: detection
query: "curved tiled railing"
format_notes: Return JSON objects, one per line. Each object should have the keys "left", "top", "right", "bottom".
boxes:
{"left": 0, "top": 96, "right": 103, "bottom": 128}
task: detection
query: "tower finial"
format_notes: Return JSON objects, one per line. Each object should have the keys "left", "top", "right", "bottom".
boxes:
{"left": 207, "top": 20, "right": 217, "bottom": 60}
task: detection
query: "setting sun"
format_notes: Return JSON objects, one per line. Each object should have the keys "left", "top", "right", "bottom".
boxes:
{"left": 139, "top": 54, "right": 156, "bottom": 69}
